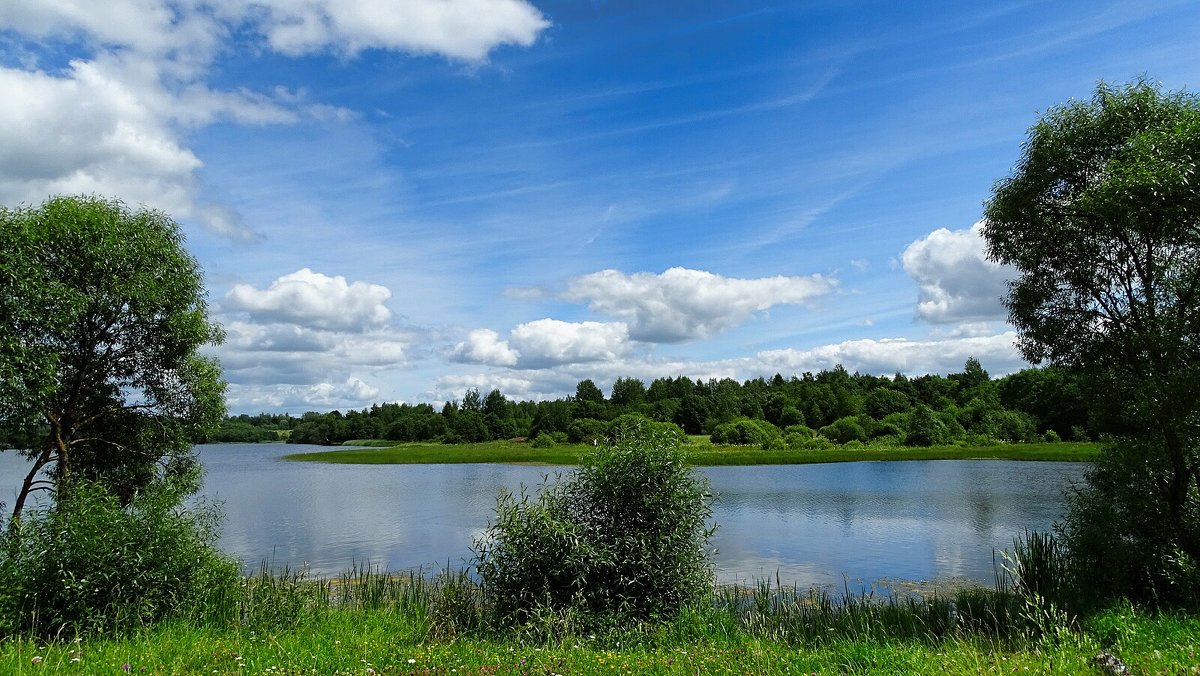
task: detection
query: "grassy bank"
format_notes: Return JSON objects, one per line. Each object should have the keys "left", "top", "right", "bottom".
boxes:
{"left": 285, "top": 439, "right": 1100, "bottom": 465}
{"left": 1, "top": 578, "right": 1195, "bottom": 674}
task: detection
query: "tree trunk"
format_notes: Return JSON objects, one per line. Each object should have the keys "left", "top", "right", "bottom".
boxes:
{"left": 8, "top": 446, "right": 53, "bottom": 525}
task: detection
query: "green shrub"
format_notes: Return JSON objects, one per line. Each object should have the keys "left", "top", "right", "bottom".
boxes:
{"left": 0, "top": 479, "right": 239, "bottom": 638}
{"left": 817, "top": 416, "right": 868, "bottom": 445}
{"left": 529, "top": 431, "right": 567, "bottom": 448}
{"left": 783, "top": 424, "right": 816, "bottom": 438}
{"left": 905, "top": 405, "right": 949, "bottom": 446}
{"left": 567, "top": 418, "right": 608, "bottom": 444}
{"left": 474, "top": 423, "right": 715, "bottom": 630}
{"left": 609, "top": 413, "right": 687, "bottom": 445}
{"left": 1060, "top": 437, "right": 1200, "bottom": 609}
{"left": 786, "top": 433, "right": 836, "bottom": 450}
{"left": 710, "top": 417, "right": 780, "bottom": 447}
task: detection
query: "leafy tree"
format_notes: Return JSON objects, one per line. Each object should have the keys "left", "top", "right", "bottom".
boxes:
{"left": 905, "top": 405, "right": 949, "bottom": 447}
{"left": 984, "top": 79, "right": 1200, "bottom": 599}
{"left": 609, "top": 376, "right": 646, "bottom": 410}
{"left": 574, "top": 379, "right": 605, "bottom": 403}
{"left": 0, "top": 196, "right": 225, "bottom": 522}
{"left": 864, "top": 388, "right": 911, "bottom": 420}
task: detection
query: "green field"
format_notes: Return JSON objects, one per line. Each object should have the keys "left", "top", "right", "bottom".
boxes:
{"left": 284, "top": 439, "right": 1100, "bottom": 465}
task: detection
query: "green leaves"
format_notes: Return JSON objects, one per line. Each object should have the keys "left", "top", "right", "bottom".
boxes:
{"left": 0, "top": 195, "right": 226, "bottom": 517}
{"left": 474, "top": 422, "right": 715, "bottom": 631}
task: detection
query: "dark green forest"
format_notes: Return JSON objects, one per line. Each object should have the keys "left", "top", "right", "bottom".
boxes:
{"left": 208, "top": 359, "right": 1095, "bottom": 449}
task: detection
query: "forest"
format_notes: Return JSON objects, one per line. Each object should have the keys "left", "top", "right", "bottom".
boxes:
{"left": 210, "top": 359, "right": 1094, "bottom": 449}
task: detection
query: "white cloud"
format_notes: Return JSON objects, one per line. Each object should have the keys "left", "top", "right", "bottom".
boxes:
{"left": 563, "top": 267, "right": 838, "bottom": 343}
{"left": 241, "top": 0, "right": 551, "bottom": 61}
{"left": 509, "top": 319, "right": 631, "bottom": 368}
{"left": 753, "top": 332, "right": 1023, "bottom": 377}
{"left": 450, "top": 329, "right": 519, "bottom": 367}
{"left": 5, "top": 0, "right": 549, "bottom": 64}
{"left": 450, "top": 319, "right": 632, "bottom": 369}
{"left": 225, "top": 378, "right": 382, "bottom": 411}
{"left": 223, "top": 268, "right": 392, "bottom": 331}
{"left": 212, "top": 269, "right": 414, "bottom": 410}
{"left": 428, "top": 374, "right": 546, "bottom": 404}
{"left": 0, "top": 0, "right": 549, "bottom": 240}
{"left": 901, "top": 221, "right": 1016, "bottom": 324}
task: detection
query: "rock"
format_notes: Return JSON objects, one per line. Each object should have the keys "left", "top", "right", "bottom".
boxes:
{"left": 1092, "top": 652, "right": 1129, "bottom": 676}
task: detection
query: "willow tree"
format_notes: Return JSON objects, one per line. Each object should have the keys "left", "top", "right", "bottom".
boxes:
{"left": 0, "top": 196, "right": 225, "bottom": 523}
{"left": 983, "top": 80, "right": 1200, "bottom": 601}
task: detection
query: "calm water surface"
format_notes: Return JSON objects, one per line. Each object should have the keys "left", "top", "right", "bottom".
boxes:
{"left": 1, "top": 444, "right": 1085, "bottom": 588}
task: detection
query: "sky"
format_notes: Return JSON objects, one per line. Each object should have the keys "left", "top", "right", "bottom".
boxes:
{"left": 2, "top": 0, "right": 1198, "bottom": 414}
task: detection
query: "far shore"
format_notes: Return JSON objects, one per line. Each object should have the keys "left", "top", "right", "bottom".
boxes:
{"left": 282, "top": 439, "right": 1100, "bottom": 466}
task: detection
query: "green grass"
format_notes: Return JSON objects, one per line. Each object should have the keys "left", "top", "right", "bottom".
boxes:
{"left": 285, "top": 439, "right": 1100, "bottom": 466}
{"left": 2, "top": 581, "right": 1195, "bottom": 675}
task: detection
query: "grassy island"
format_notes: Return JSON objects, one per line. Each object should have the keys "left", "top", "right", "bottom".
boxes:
{"left": 284, "top": 439, "right": 1100, "bottom": 466}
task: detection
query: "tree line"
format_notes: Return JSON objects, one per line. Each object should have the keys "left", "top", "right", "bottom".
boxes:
{"left": 208, "top": 358, "right": 1093, "bottom": 448}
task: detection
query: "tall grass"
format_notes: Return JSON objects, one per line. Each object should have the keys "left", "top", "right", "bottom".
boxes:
{"left": 167, "top": 559, "right": 1038, "bottom": 649}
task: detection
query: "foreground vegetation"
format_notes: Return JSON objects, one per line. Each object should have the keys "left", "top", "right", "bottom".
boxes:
{"left": 1, "top": 568, "right": 1197, "bottom": 675}
{"left": 285, "top": 439, "right": 1100, "bottom": 465}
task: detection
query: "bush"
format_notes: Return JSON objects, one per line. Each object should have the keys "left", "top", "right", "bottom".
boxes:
{"left": 1059, "top": 437, "right": 1200, "bottom": 609}
{"left": 608, "top": 413, "right": 687, "bottom": 445}
{"left": 817, "top": 416, "right": 868, "bottom": 445}
{"left": 567, "top": 418, "right": 608, "bottom": 444}
{"left": 529, "top": 431, "right": 567, "bottom": 448}
{"left": 710, "top": 417, "right": 780, "bottom": 447}
{"left": 474, "top": 423, "right": 715, "bottom": 630}
{"left": 785, "top": 433, "right": 835, "bottom": 450}
{"left": 905, "top": 405, "right": 949, "bottom": 446}
{"left": 0, "top": 479, "right": 239, "bottom": 637}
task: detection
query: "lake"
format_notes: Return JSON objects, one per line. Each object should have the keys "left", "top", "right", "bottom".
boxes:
{"left": 0, "top": 444, "right": 1085, "bottom": 589}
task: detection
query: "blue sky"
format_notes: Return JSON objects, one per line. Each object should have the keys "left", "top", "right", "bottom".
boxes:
{"left": 3, "top": 0, "right": 1198, "bottom": 413}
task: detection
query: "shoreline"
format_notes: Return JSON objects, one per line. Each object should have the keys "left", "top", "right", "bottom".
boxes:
{"left": 282, "top": 440, "right": 1100, "bottom": 466}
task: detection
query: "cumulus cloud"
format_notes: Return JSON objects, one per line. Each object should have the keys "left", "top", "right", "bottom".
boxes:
{"left": 901, "top": 221, "right": 1016, "bottom": 324}
{"left": 212, "top": 269, "right": 415, "bottom": 410}
{"left": 223, "top": 268, "right": 392, "bottom": 331}
{"left": 562, "top": 267, "right": 837, "bottom": 343}
{"left": 225, "top": 378, "right": 382, "bottom": 411}
{"left": 451, "top": 320, "right": 632, "bottom": 369}
{"left": 0, "top": 0, "right": 549, "bottom": 239}
{"left": 509, "top": 319, "right": 632, "bottom": 368}
{"left": 752, "top": 332, "right": 1023, "bottom": 376}
{"left": 238, "top": 0, "right": 551, "bottom": 61}
{"left": 450, "top": 329, "right": 519, "bottom": 367}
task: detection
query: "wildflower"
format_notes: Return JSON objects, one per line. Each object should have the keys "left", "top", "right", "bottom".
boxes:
{"left": 408, "top": 659, "right": 417, "bottom": 664}
{"left": 31, "top": 656, "right": 43, "bottom": 665}
{"left": 123, "top": 664, "right": 132, "bottom": 672}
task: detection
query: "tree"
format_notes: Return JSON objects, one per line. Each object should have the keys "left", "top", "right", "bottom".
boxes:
{"left": 0, "top": 196, "right": 226, "bottom": 523}
{"left": 983, "top": 80, "right": 1200, "bottom": 596}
